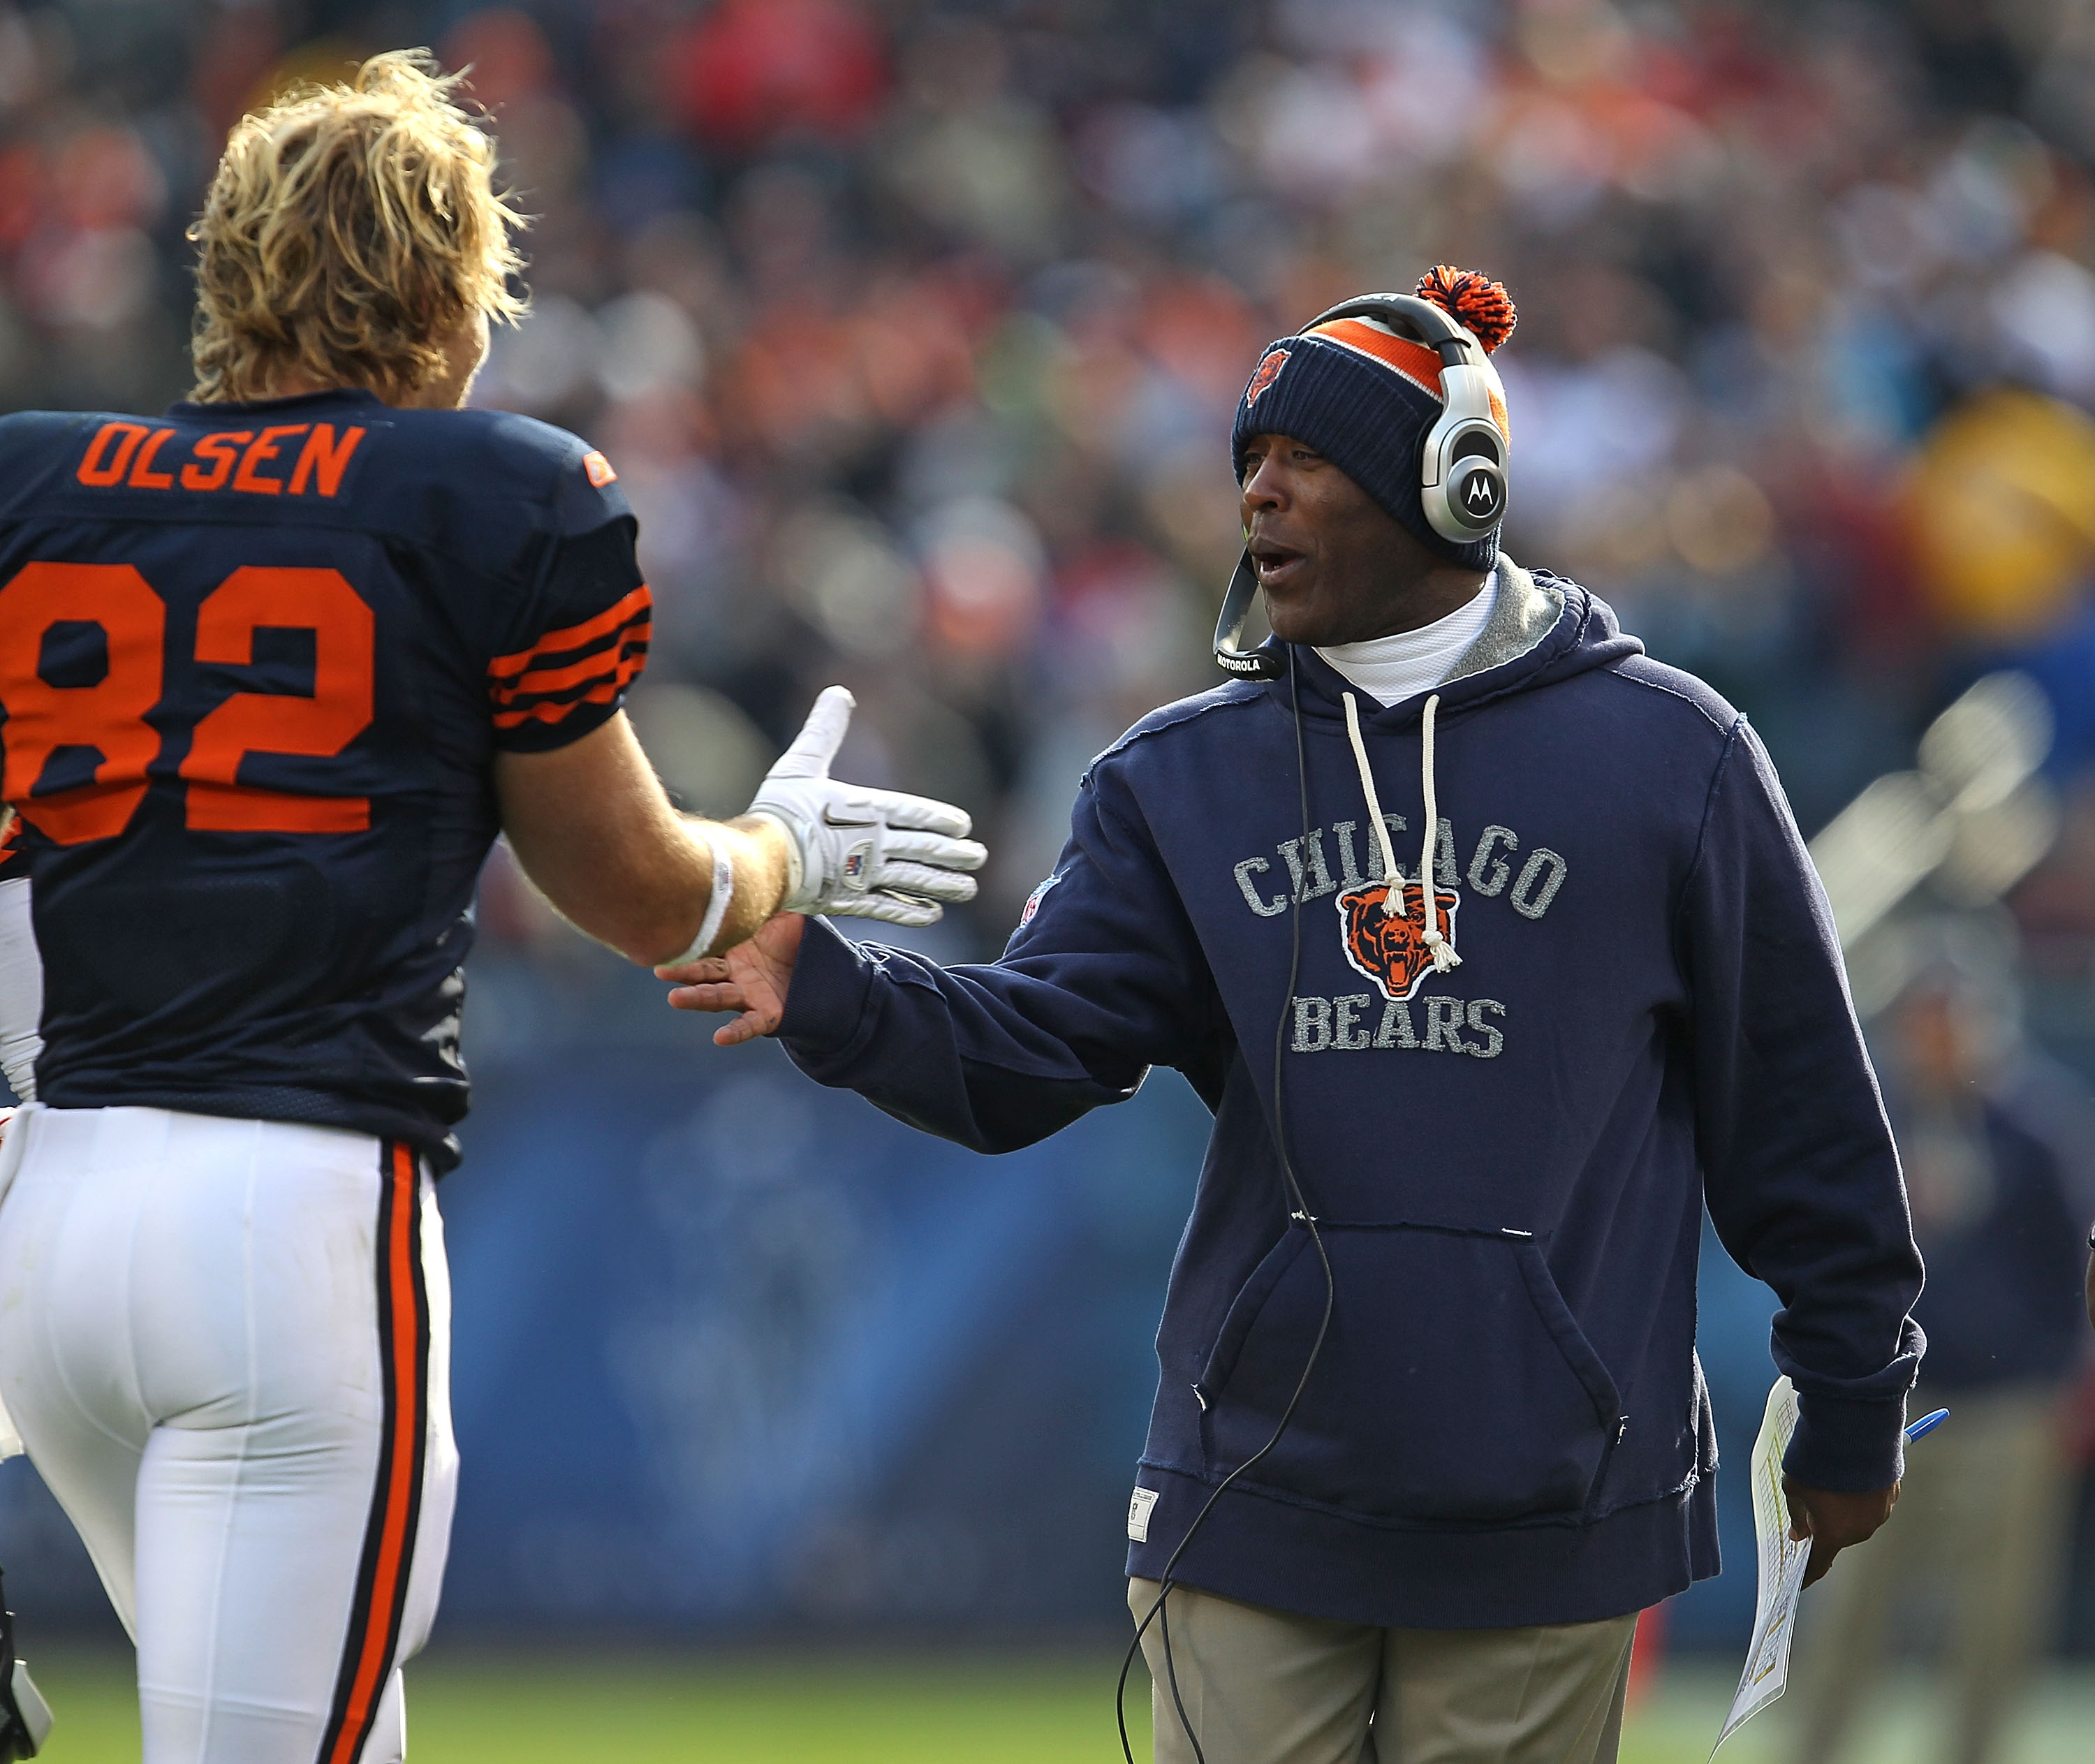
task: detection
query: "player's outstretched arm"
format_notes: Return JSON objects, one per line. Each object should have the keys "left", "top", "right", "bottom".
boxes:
{"left": 497, "top": 712, "right": 793, "bottom": 966}
{"left": 498, "top": 687, "right": 984, "bottom": 970}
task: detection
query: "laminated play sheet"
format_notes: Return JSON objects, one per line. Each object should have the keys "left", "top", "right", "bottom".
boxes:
{"left": 1713, "top": 1376, "right": 1809, "bottom": 1755}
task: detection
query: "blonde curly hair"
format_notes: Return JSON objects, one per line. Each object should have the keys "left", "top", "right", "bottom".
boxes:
{"left": 189, "top": 49, "right": 526, "bottom": 404}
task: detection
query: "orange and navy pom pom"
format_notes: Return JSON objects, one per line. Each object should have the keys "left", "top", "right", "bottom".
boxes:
{"left": 1416, "top": 265, "right": 1516, "bottom": 353}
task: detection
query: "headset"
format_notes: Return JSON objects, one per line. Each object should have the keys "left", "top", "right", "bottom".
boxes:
{"left": 1215, "top": 291, "right": 1509, "bottom": 681}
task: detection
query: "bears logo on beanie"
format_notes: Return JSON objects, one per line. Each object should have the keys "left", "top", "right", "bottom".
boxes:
{"left": 1232, "top": 266, "right": 1516, "bottom": 571}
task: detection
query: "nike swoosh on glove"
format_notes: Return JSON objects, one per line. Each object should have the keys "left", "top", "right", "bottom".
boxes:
{"left": 748, "top": 686, "right": 987, "bottom": 927}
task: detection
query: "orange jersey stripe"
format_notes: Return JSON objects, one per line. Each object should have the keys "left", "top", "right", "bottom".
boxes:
{"left": 487, "top": 585, "right": 653, "bottom": 682}
{"left": 489, "top": 650, "right": 648, "bottom": 727}
{"left": 487, "top": 625, "right": 652, "bottom": 703}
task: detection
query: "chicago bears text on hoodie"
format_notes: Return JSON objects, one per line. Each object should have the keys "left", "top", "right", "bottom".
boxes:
{"left": 772, "top": 562, "right": 1924, "bottom": 1631}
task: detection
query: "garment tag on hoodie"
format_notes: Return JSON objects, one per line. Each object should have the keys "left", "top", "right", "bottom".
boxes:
{"left": 1126, "top": 1487, "right": 1159, "bottom": 1543}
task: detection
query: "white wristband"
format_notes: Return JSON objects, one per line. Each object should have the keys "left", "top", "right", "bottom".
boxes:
{"left": 666, "top": 831, "right": 735, "bottom": 966}
{"left": 745, "top": 808, "right": 806, "bottom": 907}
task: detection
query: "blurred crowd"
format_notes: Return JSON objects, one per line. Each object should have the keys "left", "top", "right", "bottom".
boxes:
{"left": 6, "top": 1, "right": 2095, "bottom": 970}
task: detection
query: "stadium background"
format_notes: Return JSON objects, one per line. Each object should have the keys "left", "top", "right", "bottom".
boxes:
{"left": 3, "top": 0, "right": 2095, "bottom": 1756}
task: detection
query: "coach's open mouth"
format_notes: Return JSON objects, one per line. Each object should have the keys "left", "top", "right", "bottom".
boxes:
{"left": 1249, "top": 538, "right": 1306, "bottom": 587}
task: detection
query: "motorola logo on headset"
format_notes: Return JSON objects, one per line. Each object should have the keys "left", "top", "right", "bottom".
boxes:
{"left": 1216, "top": 290, "right": 1510, "bottom": 677}
{"left": 1451, "top": 456, "right": 1504, "bottom": 526}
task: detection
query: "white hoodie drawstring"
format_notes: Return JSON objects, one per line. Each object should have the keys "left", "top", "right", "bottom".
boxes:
{"left": 1416, "top": 695, "right": 1458, "bottom": 969}
{"left": 1342, "top": 692, "right": 1402, "bottom": 899}
{"left": 1341, "top": 690, "right": 1462, "bottom": 974}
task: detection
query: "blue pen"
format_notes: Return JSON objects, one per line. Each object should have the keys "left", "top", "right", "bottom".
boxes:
{"left": 1904, "top": 1409, "right": 1950, "bottom": 1441}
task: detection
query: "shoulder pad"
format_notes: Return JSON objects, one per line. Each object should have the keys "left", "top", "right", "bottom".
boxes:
{"left": 387, "top": 409, "right": 635, "bottom": 539}
{"left": 0, "top": 411, "right": 125, "bottom": 520}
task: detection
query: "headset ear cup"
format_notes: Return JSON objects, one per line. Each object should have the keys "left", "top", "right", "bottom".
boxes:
{"left": 1423, "top": 455, "right": 1507, "bottom": 541}
{"left": 1418, "top": 359, "right": 1508, "bottom": 544}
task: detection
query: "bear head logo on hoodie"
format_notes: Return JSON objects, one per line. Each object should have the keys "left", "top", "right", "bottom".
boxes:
{"left": 1336, "top": 880, "right": 1460, "bottom": 1004}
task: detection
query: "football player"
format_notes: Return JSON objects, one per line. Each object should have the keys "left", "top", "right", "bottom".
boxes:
{"left": 0, "top": 52, "right": 982, "bottom": 1764}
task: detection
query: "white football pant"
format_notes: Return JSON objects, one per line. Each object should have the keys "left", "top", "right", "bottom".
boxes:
{"left": 0, "top": 1106, "right": 455, "bottom": 1764}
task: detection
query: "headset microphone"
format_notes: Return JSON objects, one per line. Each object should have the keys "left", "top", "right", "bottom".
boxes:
{"left": 1214, "top": 289, "right": 1508, "bottom": 680}
{"left": 1212, "top": 550, "right": 1285, "bottom": 680}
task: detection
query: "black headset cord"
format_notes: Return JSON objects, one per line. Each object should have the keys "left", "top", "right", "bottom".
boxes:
{"left": 1116, "top": 650, "right": 1337, "bottom": 1764}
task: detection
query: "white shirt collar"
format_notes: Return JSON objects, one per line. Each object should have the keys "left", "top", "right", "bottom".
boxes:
{"left": 1314, "top": 568, "right": 1499, "bottom": 709}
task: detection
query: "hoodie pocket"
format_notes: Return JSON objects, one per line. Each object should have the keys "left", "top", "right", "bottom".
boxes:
{"left": 1198, "top": 1222, "right": 1622, "bottom": 1525}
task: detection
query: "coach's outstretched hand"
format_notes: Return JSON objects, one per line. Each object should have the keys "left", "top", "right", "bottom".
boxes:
{"left": 748, "top": 686, "right": 986, "bottom": 927}
{"left": 660, "top": 912, "right": 802, "bottom": 1045}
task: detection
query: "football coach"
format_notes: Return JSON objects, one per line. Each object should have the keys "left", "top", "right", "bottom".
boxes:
{"left": 663, "top": 268, "right": 1924, "bottom": 1764}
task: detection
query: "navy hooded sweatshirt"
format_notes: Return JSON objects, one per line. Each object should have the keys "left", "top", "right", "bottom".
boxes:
{"left": 774, "top": 563, "right": 1925, "bottom": 1631}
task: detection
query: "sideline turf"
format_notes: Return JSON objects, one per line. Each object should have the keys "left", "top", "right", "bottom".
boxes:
{"left": 17, "top": 1650, "right": 1152, "bottom": 1763}
{"left": 16, "top": 1652, "right": 2095, "bottom": 1761}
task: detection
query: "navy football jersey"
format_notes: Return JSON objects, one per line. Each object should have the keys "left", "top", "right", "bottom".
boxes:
{"left": 0, "top": 388, "right": 650, "bottom": 1168}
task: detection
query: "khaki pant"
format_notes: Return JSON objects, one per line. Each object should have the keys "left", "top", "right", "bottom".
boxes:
{"left": 1784, "top": 1383, "right": 2073, "bottom": 1764}
{"left": 1129, "top": 1578, "right": 1636, "bottom": 1764}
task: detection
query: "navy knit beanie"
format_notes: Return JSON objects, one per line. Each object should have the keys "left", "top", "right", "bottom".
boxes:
{"left": 1231, "top": 268, "right": 1515, "bottom": 573}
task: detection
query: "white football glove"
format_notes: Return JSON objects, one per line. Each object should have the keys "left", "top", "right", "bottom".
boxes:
{"left": 748, "top": 686, "right": 987, "bottom": 927}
